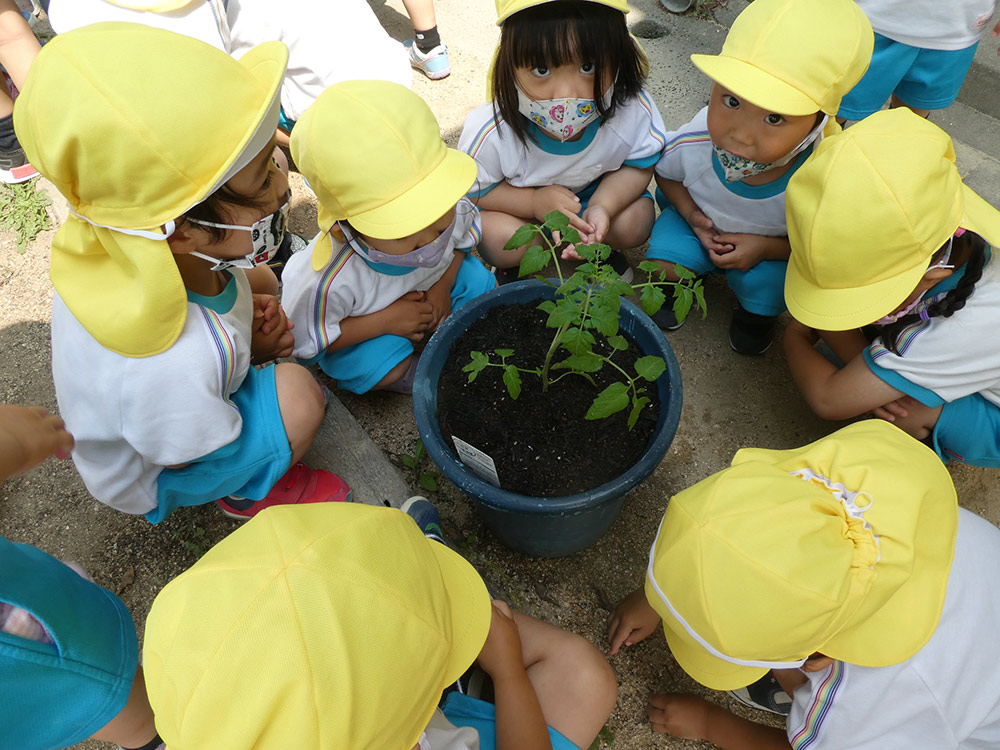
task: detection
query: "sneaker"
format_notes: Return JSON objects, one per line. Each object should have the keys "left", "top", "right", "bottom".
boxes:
{"left": 404, "top": 40, "right": 451, "bottom": 80}
{"left": 651, "top": 301, "right": 685, "bottom": 331}
{"left": 216, "top": 462, "right": 352, "bottom": 520}
{"left": 729, "top": 303, "right": 777, "bottom": 355}
{"left": 0, "top": 145, "right": 38, "bottom": 184}
{"left": 608, "top": 250, "right": 635, "bottom": 284}
{"left": 401, "top": 495, "right": 447, "bottom": 544}
{"left": 728, "top": 672, "right": 792, "bottom": 716}
{"left": 494, "top": 265, "right": 522, "bottom": 285}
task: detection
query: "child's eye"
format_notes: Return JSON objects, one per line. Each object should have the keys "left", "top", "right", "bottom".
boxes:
{"left": 579, "top": 62, "right": 595, "bottom": 75}
{"left": 531, "top": 66, "right": 550, "bottom": 78}
{"left": 722, "top": 94, "right": 740, "bottom": 109}
{"left": 765, "top": 113, "right": 784, "bottom": 125}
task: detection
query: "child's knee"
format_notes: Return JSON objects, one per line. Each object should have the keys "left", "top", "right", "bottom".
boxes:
{"left": 274, "top": 363, "right": 324, "bottom": 435}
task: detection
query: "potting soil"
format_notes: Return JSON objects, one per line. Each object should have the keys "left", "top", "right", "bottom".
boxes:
{"left": 437, "top": 302, "right": 661, "bottom": 497}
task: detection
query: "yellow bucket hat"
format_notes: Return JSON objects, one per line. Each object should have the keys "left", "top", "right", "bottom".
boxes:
{"left": 15, "top": 23, "right": 285, "bottom": 357}
{"left": 143, "top": 503, "right": 492, "bottom": 750}
{"left": 495, "top": 0, "right": 628, "bottom": 25}
{"left": 645, "top": 421, "right": 957, "bottom": 691}
{"left": 291, "top": 80, "right": 476, "bottom": 271}
{"left": 785, "top": 109, "right": 1000, "bottom": 330}
{"left": 691, "top": 0, "right": 872, "bottom": 116}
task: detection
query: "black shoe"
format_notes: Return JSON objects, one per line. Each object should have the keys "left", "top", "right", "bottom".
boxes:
{"left": 727, "top": 672, "right": 792, "bottom": 716}
{"left": 0, "top": 145, "right": 39, "bottom": 184}
{"left": 729, "top": 304, "right": 777, "bottom": 355}
{"left": 651, "top": 301, "right": 685, "bottom": 331}
{"left": 494, "top": 265, "right": 522, "bottom": 285}
{"left": 607, "top": 250, "right": 634, "bottom": 284}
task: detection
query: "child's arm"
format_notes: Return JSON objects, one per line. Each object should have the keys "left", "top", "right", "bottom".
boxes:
{"left": 328, "top": 291, "right": 435, "bottom": 352}
{"left": 477, "top": 600, "right": 553, "bottom": 750}
{"left": 424, "top": 252, "right": 463, "bottom": 330}
{"left": 656, "top": 176, "right": 732, "bottom": 255}
{"left": 581, "top": 165, "right": 653, "bottom": 244}
{"left": 606, "top": 586, "right": 662, "bottom": 655}
{"left": 0, "top": 404, "right": 74, "bottom": 484}
{"left": 647, "top": 694, "right": 791, "bottom": 749}
{"left": 477, "top": 181, "right": 593, "bottom": 236}
{"left": 784, "top": 319, "right": 906, "bottom": 419}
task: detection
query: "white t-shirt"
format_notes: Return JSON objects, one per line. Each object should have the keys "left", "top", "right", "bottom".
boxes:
{"left": 423, "top": 709, "right": 479, "bottom": 750}
{"left": 865, "top": 256, "right": 1000, "bottom": 408}
{"left": 47, "top": 0, "right": 230, "bottom": 50}
{"left": 786, "top": 509, "right": 1000, "bottom": 749}
{"left": 654, "top": 107, "right": 807, "bottom": 237}
{"left": 281, "top": 201, "right": 482, "bottom": 361}
{"left": 458, "top": 90, "right": 667, "bottom": 196}
{"left": 856, "top": 0, "right": 998, "bottom": 50}
{"left": 51, "top": 272, "right": 253, "bottom": 515}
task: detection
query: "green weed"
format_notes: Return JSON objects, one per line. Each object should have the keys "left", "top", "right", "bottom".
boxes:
{"left": 400, "top": 438, "right": 439, "bottom": 493}
{"left": 0, "top": 181, "right": 51, "bottom": 253}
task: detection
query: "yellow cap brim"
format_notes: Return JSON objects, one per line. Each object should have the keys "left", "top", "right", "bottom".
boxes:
{"left": 692, "top": 54, "right": 821, "bottom": 116}
{"left": 348, "top": 148, "right": 477, "bottom": 240}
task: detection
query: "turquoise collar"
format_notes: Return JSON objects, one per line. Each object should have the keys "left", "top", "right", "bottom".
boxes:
{"left": 527, "top": 118, "right": 600, "bottom": 155}
{"left": 186, "top": 271, "right": 238, "bottom": 313}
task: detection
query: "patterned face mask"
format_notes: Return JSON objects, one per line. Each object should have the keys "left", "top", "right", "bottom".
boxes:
{"left": 714, "top": 114, "right": 829, "bottom": 183}
{"left": 188, "top": 193, "right": 290, "bottom": 271}
{"left": 516, "top": 85, "right": 613, "bottom": 142}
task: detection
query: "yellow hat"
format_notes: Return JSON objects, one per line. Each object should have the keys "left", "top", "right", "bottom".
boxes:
{"left": 785, "top": 109, "right": 1000, "bottom": 330}
{"left": 645, "top": 421, "right": 957, "bottom": 691}
{"left": 495, "top": 0, "right": 628, "bottom": 25}
{"left": 291, "top": 80, "right": 476, "bottom": 271}
{"left": 691, "top": 0, "right": 872, "bottom": 116}
{"left": 143, "top": 504, "right": 492, "bottom": 750}
{"left": 15, "top": 23, "right": 285, "bottom": 357}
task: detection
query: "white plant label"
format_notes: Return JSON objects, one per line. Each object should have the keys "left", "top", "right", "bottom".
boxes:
{"left": 451, "top": 436, "right": 501, "bottom": 488}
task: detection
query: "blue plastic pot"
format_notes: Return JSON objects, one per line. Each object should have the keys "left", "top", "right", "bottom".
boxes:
{"left": 413, "top": 279, "right": 683, "bottom": 557}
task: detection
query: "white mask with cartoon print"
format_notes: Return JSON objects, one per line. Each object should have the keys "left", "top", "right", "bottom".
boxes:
{"left": 516, "top": 86, "right": 613, "bottom": 142}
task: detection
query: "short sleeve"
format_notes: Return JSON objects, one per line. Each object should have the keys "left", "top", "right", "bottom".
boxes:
{"left": 453, "top": 199, "right": 483, "bottom": 251}
{"left": 654, "top": 108, "right": 710, "bottom": 182}
{"left": 622, "top": 90, "right": 668, "bottom": 169}
{"left": 459, "top": 103, "right": 508, "bottom": 197}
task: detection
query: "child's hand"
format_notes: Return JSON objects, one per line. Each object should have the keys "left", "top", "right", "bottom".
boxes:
{"left": 607, "top": 587, "right": 661, "bottom": 655}
{"left": 684, "top": 209, "right": 731, "bottom": 254}
{"left": 531, "top": 185, "right": 594, "bottom": 236}
{"left": 424, "top": 281, "right": 453, "bottom": 330}
{"left": 873, "top": 395, "right": 915, "bottom": 423}
{"left": 579, "top": 204, "right": 611, "bottom": 246}
{"left": 0, "top": 404, "right": 74, "bottom": 481}
{"left": 710, "top": 233, "right": 789, "bottom": 271}
{"left": 384, "top": 291, "right": 435, "bottom": 342}
{"left": 251, "top": 295, "right": 295, "bottom": 362}
{"left": 647, "top": 694, "right": 713, "bottom": 739}
{"left": 476, "top": 600, "right": 526, "bottom": 683}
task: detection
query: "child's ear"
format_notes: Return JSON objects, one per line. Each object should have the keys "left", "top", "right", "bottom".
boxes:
{"left": 924, "top": 266, "right": 954, "bottom": 284}
{"left": 166, "top": 222, "right": 201, "bottom": 256}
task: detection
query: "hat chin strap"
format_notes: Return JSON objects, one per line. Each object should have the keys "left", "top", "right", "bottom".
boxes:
{"left": 68, "top": 208, "right": 176, "bottom": 241}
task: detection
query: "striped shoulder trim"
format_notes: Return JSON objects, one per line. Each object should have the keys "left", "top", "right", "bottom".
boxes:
{"left": 313, "top": 244, "right": 355, "bottom": 351}
{"left": 465, "top": 115, "right": 504, "bottom": 158}
{"left": 869, "top": 318, "right": 932, "bottom": 360}
{"left": 637, "top": 90, "right": 667, "bottom": 149}
{"left": 790, "top": 661, "right": 846, "bottom": 749}
{"left": 198, "top": 306, "right": 237, "bottom": 405}
{"left": 662, "top": 129, "right": 712, "bottom": 155}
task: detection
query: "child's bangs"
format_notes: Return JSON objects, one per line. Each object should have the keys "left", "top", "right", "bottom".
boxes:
{"left": 504, "top": 5, "right": 617, "bottom": 72}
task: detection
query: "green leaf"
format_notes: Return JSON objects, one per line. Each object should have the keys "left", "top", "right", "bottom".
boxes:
{"left": 467, "top": 369, "right": 480, "bottom": 383}
{"left": 673, "top": 286, "right": 694, "bottom": 323}
{"left": 640, "top": 284, "right": 667, "bottom": 316}
{"left": 590, "top": 303, "right": 620, "bottom": 337}
{"left": 694, "top": 281, "right": 708, "bottom": 318}
{"left": 543, "top": 210, "right": 570, "bottom": 233}
{"left": 401, "top": 454, "right": 417, "bottom": 469}
{"left": 562, "top": 226, "right": 582, "bottom": 245}
{"left": 635, "top": 356, "right": 667, "bottom": 381}
{"left": 637, "top": 259, "right": 664, "bottom": 275}
{"left": 608, "top": 335, "right": 628, "bottom": 350}
{"left": 552, "top": 352, "right": 603, "bottom": 372}
{"left": 586, "top": 382, "right": 630, "bottom": 420}
{"left": 561, "top": 327, "right": 596, "bottom": 355}
{"left": 419, "top": 473, "right": 439, "bottom": 492}
{"left": 575, "top": 243, "right": 598, "bottom": 261}
{"left": 627, "top": 396, "right": 651, "bottom": 430}
{"left": 470, "top": 351, "right": 489, "bottom": 365}
{"left": 674, "top": 263, "right": 697, "bottom": 280}
{"left": 538, "top": 300, "right": 557, "bottom": 315}
{"left": 503, "top": 365, "right": 522, "bottom": 399}
{"left": 606, "top": 279, "right": 634, "bottom": 297}
{"left": 520, "top": 244, "right": 551, "bottom": 276}
{"left": 504, "top": 224, "right": 536, "bottom": 250}
{"left": 547, "top": 298, "right": 580, "bottom": 328}
{"left": 415, "top": 439, "right": 425, "bottom": 460}
{"left": 495, "top": 348, "right": 514, "bottom": 358}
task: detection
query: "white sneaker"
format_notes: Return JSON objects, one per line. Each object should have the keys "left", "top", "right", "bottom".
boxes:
{"left": 404, "top": 40, "right": 451, "bottom": 80}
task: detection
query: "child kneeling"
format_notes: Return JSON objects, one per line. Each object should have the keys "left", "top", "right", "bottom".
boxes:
{"left": 282, "top": 80, "right": 496, "bottom": 395}
{"left": 143, "top": 502, "right": 618, "bottom": 749}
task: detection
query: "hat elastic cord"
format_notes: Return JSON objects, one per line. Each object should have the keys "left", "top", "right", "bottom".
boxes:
{"left": 68, "top": 208, "right": 176, "bottom": 241}
{"left": 790, "top": 469, "right": 881, "bottom": 563}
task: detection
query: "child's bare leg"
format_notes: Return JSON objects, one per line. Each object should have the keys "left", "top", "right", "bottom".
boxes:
{"left": 371, "top": 354, "right": 414, "bottom": 390}
{"left": 89, "top": 666, "right": 159, "bottom": 748}
{"left": 889, "top": 93, "right": 930, "bottom": 119}
{"left": 479, "top": 209, "right": 537, "bottom": 268}
{"left": 650, "top": 258, "right": 684, "bottom": 282}
{"left": 512, "top": 611, "right": 618, "bottom": 749}
{"left": 274, "top": 362, "right": 325, "bottom": 464}
{"left": 603, "top": 196, "right": 654, "bottom": 251}
{"left": 401, "top": 0, "right": 437, "bottom": 32}
{"left": 881, "top": 400, "right": 942, "bottom": 441}
{"left": 245, "top": 265, "right": 279, "bottom": 296}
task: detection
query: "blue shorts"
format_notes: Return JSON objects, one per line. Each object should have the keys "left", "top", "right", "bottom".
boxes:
{"left": 932, "top": 392, "right": 1000, "bottom": 468}
{"left": 646, "top": 196, "right": 787, "bottom": 316}
{"left": 278, "top": 106, "right": 296, "bottom": 134}
{"left": 313, "top": 254, "right": 497, "bottom": 393}
{"left": 838, "top": 33, "right": 979, "bottom": 119}
{"left": 441, "top": 692, "right": 580, "bottom": 750}
{"left": 150, "top": 363, "right": 292, "bottom": 523}
{"left": 0, "top": 537, "right": 137, "bottom": 749}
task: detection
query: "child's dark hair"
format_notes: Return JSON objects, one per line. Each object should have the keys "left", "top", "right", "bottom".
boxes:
{"left": 879, "top": 231, "right": 987, "bottom": 355}
{"left": 179, "top": 185, "right": 269, "bottom": 245}
{"left": 493, "top": 0, "right": 648, "bottom": 146}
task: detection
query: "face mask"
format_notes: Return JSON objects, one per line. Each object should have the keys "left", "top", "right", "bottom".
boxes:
{"left": 872, "top": 236, "right": 956, "bottom": 326}
{"left": 187, "top": 194, "right": 290, "bottom": 271}
{"left": 341, "top": 213, "right": 457, "bottom": 268}
{"left": 714, "top": 114, "right": 829, "bottom": 183}
{"left": 516, "top": 86, "right": 613, "bottom": 142}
